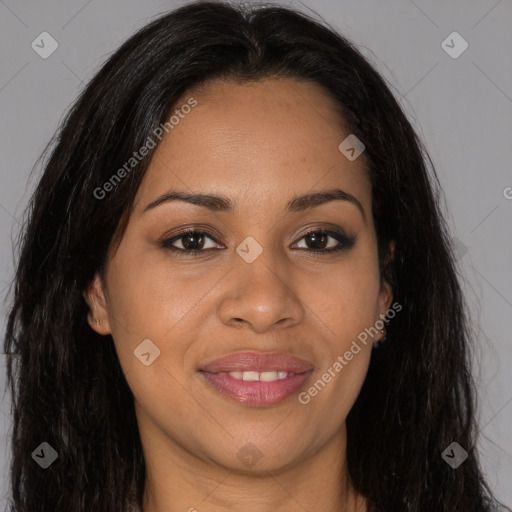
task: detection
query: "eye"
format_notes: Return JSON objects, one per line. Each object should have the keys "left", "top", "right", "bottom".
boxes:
{"left": 293, "top": 229, "right": 356, "bottom": 254}
{"left": 159, "top": 228, "right": 355, "bottom": 257}
{"left": 160, "top": 229, "right": 222, "bottom": 255}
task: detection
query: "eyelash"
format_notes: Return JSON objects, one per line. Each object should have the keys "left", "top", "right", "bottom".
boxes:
{"left": 159, "top": 228, "right": 356, "bottom": 257}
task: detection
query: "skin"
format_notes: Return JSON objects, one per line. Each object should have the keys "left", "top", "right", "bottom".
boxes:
{"left": 85, "top": 77, "right": 393, "bottom": 512}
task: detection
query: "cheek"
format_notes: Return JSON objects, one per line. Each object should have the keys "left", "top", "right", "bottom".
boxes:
{"left": 106, "top": 241, "right": 203, "bottom": 334}
{"left": 297, "top": 264, "right": 378, "bottom": 433}
{"left": 301, "top": 255, "right": 382, "bottom": 341}
{"left": 104, "top": 243, "right": 226, "bottom": 383}
{"left": 295, "top": 245, "right": 380, "bottom": 408}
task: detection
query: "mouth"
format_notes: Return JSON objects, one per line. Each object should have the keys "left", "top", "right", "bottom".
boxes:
{"left": 198, "top": 351, "right": 314, "bottom": 407}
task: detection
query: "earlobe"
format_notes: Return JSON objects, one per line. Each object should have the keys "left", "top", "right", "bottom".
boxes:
{"left": 389, "top": 239, "right": 396, "bottom": 259}
{"left": 378, "top": 280, "right": 393, "bottom": 316}
{"left": 379, "top": 239, "right": 396, "bottom": 314}
{"left": 83, "top": 273, "right": 111, "bottom": 335}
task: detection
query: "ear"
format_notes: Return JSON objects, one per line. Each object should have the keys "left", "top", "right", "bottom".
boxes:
{"left": 378, "top": 239, "right": 395, "bottom": 315}
{"left": 83, "top": 273, "right": 111, "bottom": 335}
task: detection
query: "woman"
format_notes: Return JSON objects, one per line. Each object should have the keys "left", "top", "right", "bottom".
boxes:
{"left": 3, "top": 1, "right": 509, "bottom": 511}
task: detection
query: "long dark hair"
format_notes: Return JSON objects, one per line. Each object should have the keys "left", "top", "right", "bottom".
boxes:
{"left": 3, "top": 1, "right": 508, "bottom": 511}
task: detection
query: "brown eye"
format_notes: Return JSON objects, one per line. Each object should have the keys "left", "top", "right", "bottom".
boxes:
{"left": 304, "top": 231, "right": 330, "bottom": 250}
{"left": 294, "top": 230, "right": 356, "bottom": 254}
{"left": 160, "top": 230, "right": 221, "bottom": 254}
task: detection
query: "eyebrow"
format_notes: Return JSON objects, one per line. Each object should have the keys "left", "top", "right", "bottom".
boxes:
{"left": 142, "top": 188, "right": 366, "bottom": 221}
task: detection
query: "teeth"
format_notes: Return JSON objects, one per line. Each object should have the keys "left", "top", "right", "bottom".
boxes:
{"left": 227, "top": 370, "right": 292, "bottom": 381}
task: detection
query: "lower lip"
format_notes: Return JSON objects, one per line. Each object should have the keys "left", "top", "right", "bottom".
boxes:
{"left": 199, "top": 371, "right": 313, "bottom": 407}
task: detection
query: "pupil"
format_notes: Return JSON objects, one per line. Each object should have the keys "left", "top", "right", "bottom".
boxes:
{"left": 183, "top": 233, "right": 203, "bottom": 250}
{"left": 308, "top": 232, "right": 327, "bottom": 249}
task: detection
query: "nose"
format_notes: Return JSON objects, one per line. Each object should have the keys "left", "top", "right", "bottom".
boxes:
{"left": 217, "top": 255, "right": 305, "bottom": 333}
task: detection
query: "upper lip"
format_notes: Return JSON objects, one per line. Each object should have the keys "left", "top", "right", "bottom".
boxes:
{"left": 199, "top": 351, "right": 314, "bottom": 374}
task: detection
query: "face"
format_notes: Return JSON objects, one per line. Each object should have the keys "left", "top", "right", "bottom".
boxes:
{"left": 85, "top": 77, "right": 393, "bottom": 473}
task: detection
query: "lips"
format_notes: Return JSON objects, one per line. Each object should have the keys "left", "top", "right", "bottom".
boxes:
{"left": 199, "top": 351, "right": 314, "bottom": 374}
{"left": 198, "top": 351, "right": 314, "bottom": 407}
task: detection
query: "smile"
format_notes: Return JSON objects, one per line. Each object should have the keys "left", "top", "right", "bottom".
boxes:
{"left": 198, "top": 351, "right": 314, "bottom": 407}
{"left": 199, "top": 370, "right": 313, "bottom": 406}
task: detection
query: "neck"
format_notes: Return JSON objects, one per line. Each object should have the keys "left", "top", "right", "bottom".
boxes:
{"left": 138, "top": 422, "right": 366, "bottom": 512}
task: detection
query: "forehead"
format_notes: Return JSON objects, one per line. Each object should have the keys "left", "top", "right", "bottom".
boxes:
{"left": 134, "top": 77, "right": 371, "bottom": 214}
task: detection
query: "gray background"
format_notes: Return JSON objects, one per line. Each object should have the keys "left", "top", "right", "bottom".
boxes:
{"left": 1, "top": 0, "right": 511, "bottom": 508}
